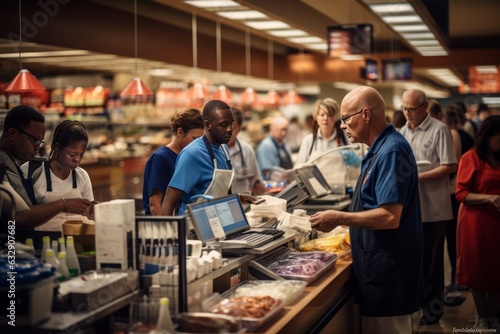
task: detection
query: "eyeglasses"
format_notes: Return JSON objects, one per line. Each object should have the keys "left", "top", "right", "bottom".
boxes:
{"left": 401, "top": 102, "right": 425, "bottom": 113}
{"left": 340, "top": 109, "right": 364, "bottom": 125}
{"left": 14, "top": 128, "right": 44, "bottom": 147}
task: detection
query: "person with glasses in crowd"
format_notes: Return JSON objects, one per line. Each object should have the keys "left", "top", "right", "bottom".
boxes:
{"left": 310, "top": 86, "right": 425, "bottom": 334}
{"left": 399, "top": 89, "right": 458, "bottom": 326}
{"left": 20, "top": 120, "right": 95, "bottom": 231}
{"left": 0, "top": 106, "right": 91, "bottom": 231}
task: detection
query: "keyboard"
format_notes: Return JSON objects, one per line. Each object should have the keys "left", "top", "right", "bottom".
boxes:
{"left": 233, "top": 233, "right": 275, "bottom": 248}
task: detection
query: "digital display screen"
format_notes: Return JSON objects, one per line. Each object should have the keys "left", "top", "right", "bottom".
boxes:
{"left": 382, "top": 58, "right": 413, "bottom": 81}
{"left": 327, "top": 24, "right": 374, "bottom": 57}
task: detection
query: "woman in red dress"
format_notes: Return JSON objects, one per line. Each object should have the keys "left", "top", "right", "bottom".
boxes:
{"left": 456, "top": 115, "right": 500, "bottom": 330}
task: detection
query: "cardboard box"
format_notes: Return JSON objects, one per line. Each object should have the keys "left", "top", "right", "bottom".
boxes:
{"left": 94, "top": 199, "right": 136, "bottom": 270}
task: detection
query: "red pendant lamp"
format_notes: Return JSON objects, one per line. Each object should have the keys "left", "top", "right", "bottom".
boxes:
{"left": 213, "top": 85, "right": 232, "bottom": 104}
{"left": 240, "top": 87, "right": 259, "bottom": 107}
{"left": 5, "top": 0, "right": 46, "bottom": 93}
{"left": 120, "top": 0, "right": 152, "bottom": 97}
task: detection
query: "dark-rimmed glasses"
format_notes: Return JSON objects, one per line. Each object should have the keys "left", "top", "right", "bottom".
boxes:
{"left": 14, "top": 128, "right": 44, "bottom": 147}
{"left": 401, "top": 102, "right": 425, "bottom": 113}
{"left": 340, "top": 109, "right": 364, "bottom": 125}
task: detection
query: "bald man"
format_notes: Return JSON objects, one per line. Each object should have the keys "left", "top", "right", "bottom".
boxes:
{"left": 400, "top": 88, "right": 457, "bottom": 325}
{"left": 256, "top": 116, "right": 293, "bottom": 179}
{"left": 310, "top": 87, "right": 425, "bottom": 334}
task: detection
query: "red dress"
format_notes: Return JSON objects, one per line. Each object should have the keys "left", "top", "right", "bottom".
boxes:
{"left": 455, "top": 149, "right": 500, "bottom": 289}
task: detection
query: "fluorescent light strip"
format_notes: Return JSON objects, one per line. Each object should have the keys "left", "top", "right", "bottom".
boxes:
{"left": 381, "top": 15, "right": 422, "bottom": 24}
{"left": 408, "top": 40, "right": 439, "bottom": 46}
{"left": 267, "top": 29, "right": 308, "bottom": 37}
{"left": 185, "top": 1, "right": 240, "bottom": 8}
{"left": 475, "top": 66, "right": 498, "bottom": 73}
{"left": 369, "top": 4, "right": 414, "bottom": 14}
{"left": 0, "top": 50, "right": 93, "bottom": 58}
{"left": 391, "top": 24, "right": 430, "bottom": 32}
{"left": 419, "top": 51, "right": 448, "bottom": 56}
{"left": 287, "top": 36, "right": 323, "bottom": 44}
{"left": 216, "top": 10, "right": 267, "bottom": 20}
{"left": 304, "top": 44, "right": 328, "bottom": 50}
{"left": 244, "top": 20, "right": 291, "bottom": 30}
{"left": 415, "top": 46, "right": 446, "bottom": 52}
{"left": 401, "top": 33, "right": 435, "bottom": 39}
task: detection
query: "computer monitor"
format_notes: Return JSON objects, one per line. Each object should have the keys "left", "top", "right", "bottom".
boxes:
{"left": 295, "top": 165, "right": 333, "bottom": 198}
{"left": 186, "top": 194, "right": 250, "bottom": 244}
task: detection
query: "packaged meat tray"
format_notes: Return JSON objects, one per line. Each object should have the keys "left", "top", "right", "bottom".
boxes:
{"left": 267, "top": 251, "right": 338, "bottom": 283}
{"left": 228, "top": 280, "right": 306, "bottom": 305}
{"left": 202, "top": 286, "right": 287, "bottom": 331}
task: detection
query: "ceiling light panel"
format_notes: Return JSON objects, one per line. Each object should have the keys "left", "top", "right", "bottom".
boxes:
{"left": 243, "top": 20, "right": 291, "bottom": 30}
{"left": 369, "top": 3, "right": 414, "bottom": 14}
{"left": 401, "top": 33, "right": 435, "bottom": 39}
{"left": 216, "top": 10, "right": 267, "bottom": 20}
{"left": 185, "top": 1, "right": 240, "bottom": 8}
{"left": 267, "top": 29, "right": 308, "bottom": 37}
{"left": 407, "top": 39, "right": 439, "bottom": 46}
{"left": 381, "top": 15, "right": 422, "bottom": 24}
{"left": 391, "top": 24, "right": 429, "bottom": 32}
{"left": 475, "top": 66, "right": 498, "bottom": 73}
{"left": 304, "top": 44, "right": 328, "bottom": 51}
{"left": 287, "top": 36, "right": 323, "bottom": 44}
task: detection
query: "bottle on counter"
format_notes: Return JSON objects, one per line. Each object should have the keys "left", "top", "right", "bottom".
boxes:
{"left": 41, "top": 236, "right": 51, "bottom": 263}
{"left": 57, "top": 252, "right": 70, "bottom": 281}
{"left": 25, "top": 238, "right": 35, "bottom": 254}
{"left": 156, "top": 297, "right": 176, "bottom": 333}
{"left": 51, "top": 240, "right": 59, "bottom": 257}
{"left": 65, "top": 236, "right": 81, "bottom": 277}
{"left": 45, "top": 249, "right": 59, "bottom": 270}
{"left": 58, "top": 237, "right": 66, "bottom": 253}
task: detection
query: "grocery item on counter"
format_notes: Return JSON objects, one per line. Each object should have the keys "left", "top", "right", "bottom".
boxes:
{"left": 212, "top": 296, "right": 281, "bottom": 318}
{"left": 299, "top": 232, "right": 350, "bottom": 253}
{"left": 266, "top": 251, "right": 339, "bottom": 283}
{"left": 230, "top": 280, "right": 306, "bottom": 305}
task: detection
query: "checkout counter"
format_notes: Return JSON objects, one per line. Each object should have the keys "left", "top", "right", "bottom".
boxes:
{"left": 2, "top": 151, "right": 358, "bottom": 333}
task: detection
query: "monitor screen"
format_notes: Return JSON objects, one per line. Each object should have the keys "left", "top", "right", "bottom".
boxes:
{"left": 187, "top": 194, "right": 248, "bottom": 243}
{"left": 363, "top": 59, "right": 378, "bottom": 81}
{"left": 327, "top": 24, "right": 373, "bottom": 57}
{"left": 295, "top": 165, "right": 332, "bottom": 198}
{"left": 382, "top": 58, "right": 413, "bottom": 81}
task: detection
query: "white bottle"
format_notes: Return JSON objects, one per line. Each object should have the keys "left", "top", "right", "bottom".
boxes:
{"left": 51, "top": 240, "right": 59, "bottom": 257}
{"left": 57, "top": 252, "right": 70, "bottom": 281}
{"left": 25, "top": 238, "right": 35, "bottom": 254}
{"left": 58, "top": 237, "right": 66, "bottom": 253}
{"left": 41, "top": 236, "right": 51, "bottom": 263}
{"left": 45, "top": 249, "right": 59, "bottom": 270}
{"left": 65, "top": 236, "right": 81, "bottom": 277}
{"left": 156, "top": 297, "right": 176, "bottom": 333}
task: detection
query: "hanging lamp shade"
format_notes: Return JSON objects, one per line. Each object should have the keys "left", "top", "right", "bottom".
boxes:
{"left": 5, "top": 69, "right": 46, "bottom": 93}
{"left": 120, "top": 77, "right": 153, "bottom": 97}
{"left": 240, "top": 87, "right": 259, "bottom": 106}
{"left": 283, "top": 89, "right": 304, "bottom": 105}
{"left": 213, "top": 85, "right": 232, "bottom": 104}
{"left": 187, "top": 82, "right": 209, "bottom": 101}
{"left": 264, "top": 90, "right": 281, "bottom": 107}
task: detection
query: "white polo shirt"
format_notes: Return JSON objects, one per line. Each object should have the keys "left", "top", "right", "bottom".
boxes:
{"left": 400, "top": 114, "right": 457, "bottom": 222}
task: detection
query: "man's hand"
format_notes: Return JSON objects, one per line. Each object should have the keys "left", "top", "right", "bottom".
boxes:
{"left": 309, "top": 210, "right": 342, "bottom": 233}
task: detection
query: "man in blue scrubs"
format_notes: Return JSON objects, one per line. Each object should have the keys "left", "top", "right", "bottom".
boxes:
{"left": 310, "top": 86, "right": 425, "bottom": 334}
